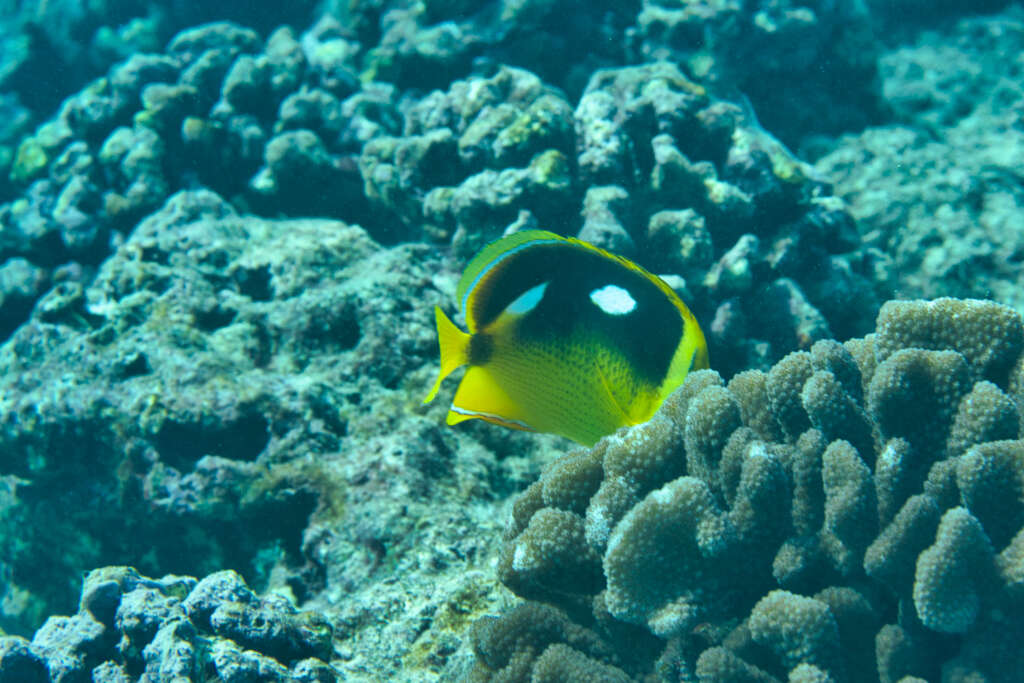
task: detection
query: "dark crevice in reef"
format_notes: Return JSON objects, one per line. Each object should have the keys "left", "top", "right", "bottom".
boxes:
{"left": 155, "top": 412, "right": 270, "bottom": 472}
{"left": 147, "top": 486, "right": 321, "bottom": 585}
{"left": 194, "top": 306, "right": 238, "bottom": 332}
{"left": 1, "top": 433, "right": 322, "bottom": 637}
{"left": 234, "top": 265, "right": 274, "bottom": 302}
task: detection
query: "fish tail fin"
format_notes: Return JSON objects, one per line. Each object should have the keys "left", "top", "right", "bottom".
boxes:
{"left": 423, "top": 306, "right": 471, "bottom": 404}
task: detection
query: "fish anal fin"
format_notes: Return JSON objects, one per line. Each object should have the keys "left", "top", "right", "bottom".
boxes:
{"left": 447, "top": 366, "right": 535, "bottom": 432}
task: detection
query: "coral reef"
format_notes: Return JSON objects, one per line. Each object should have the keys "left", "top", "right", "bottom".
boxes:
{"left": 816, "top": 12, "right": 1024, "bottom": 311}
{"left": 0, "top": 566, "right": 337, "bottom": 681}
{"left": 3, "top": 3, "right": 1016, "bottom": 350}
{"left": 0, "top": 188, "right": 545, "bottom": 679}
{"left": 0, "top": 0, "right": 326, "bottom": 207}
{"left": 1, "top": 14, "right": 881, "bottom": 379}
{"left": 2, "top": 1, "right": 1023, "bottom": 681}
{"left": 482, "top": 297, "right": 1024, "bottom": 682}
{"left": 346, "top": 0, "right": 886, "bottom": 146}
{"left": 631, "top": 0, "right": 883, "bottom": 147}
{"left": 364, "top": 59, "right": 880, "bottom": 377}
{"left": 360, "top": 63, "right": 576, "bottom": 252}
{"left": 0, "top": 0, "right": 322, "bottom": 137}
{"left": 350, "top": 0, "right": 637, "bottom": 98}
{"left": 1, "top": 18, "right": 397, "bottom": 338}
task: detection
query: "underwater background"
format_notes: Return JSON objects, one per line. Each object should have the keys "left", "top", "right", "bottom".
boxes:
{"left": 1, "top": 0, "right": 1024, "bottom": 680}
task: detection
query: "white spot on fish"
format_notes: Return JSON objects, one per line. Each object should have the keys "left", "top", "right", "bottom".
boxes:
{"left": 505, "top": 281, "right": 548, "bottom": 315}
{"left": 590, "top": 284, "right": 636, "bottom": 315}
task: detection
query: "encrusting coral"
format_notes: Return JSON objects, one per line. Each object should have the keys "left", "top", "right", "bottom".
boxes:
{"left": 0, "top": 566, "right": 336, "bottom": 681}
{"left": 475, "top": 297, "right": 1024, "bottom": 682}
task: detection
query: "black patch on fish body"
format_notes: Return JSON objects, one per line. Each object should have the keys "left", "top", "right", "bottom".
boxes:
{"left": 470, "top": 241, "right": 684, "bottom": 386}
{"left": 468, "top": 332, "right": 494, "bottom": 366}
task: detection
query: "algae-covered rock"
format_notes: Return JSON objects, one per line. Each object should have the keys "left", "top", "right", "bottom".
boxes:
{"left": 816, "top": 13, "right": 1024, "bottom": 318}
{"left": 1, "top": 567, "right": 337, "bottom": 682}
{"left": 0, "top": 175, "right": 556, "bottom": 678}
{"left": 362, "top": 57, "right": 875, "bottom": 378}
{"left": 0, "top": 17, "right": 398, "bottom": 339}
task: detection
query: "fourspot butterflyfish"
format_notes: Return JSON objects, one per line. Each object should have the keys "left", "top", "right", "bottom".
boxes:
{"left": 423, "top": 229, "right": 709, "bottom": 446}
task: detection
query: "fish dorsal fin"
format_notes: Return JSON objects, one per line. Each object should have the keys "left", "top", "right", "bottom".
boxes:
{"left": 457, "top": 229, "right": 697, "bottom": 332}
{"left": 456, "top": 230, "right": 564, "bottom": 328}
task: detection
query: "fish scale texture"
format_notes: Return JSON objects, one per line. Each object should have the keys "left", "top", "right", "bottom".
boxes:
{"left": 473, "top": 298, "right": 1024, "bottom": 682}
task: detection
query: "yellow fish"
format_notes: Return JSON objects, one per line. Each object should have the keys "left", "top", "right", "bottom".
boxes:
{"left": 424, "top": 230, "right": 708, "bottom": 446}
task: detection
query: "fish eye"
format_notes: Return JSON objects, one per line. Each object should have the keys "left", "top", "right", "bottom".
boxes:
{"left": 589, "top": 284, "right": 636, "bottom": 315}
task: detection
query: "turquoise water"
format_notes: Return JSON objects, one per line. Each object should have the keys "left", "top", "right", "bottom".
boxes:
{"left": 0, "top": 1, "right": 1023, "bottom": 680}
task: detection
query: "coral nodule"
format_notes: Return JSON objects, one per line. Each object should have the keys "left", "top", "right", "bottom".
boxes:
{"left": 474, "top": 297, "right": 1024, "bottom": 683}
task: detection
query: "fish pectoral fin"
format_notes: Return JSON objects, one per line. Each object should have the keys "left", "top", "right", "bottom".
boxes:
{"left": 424, "top": 306, "right": 471, "bottom": 404}
{"left": 594, "top": 362, "right": 635, "bottom": 427}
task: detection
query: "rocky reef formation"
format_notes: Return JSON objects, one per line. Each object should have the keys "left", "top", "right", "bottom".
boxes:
{"left": 361, "top": 58, "right": 883, "bottom": 377}
{"left": 0, "top": 188, "right": 548, "bottom": 679}
{"left": 816, "top": 12, "right": 1024, "bottom": 311}
{"left": 479, "top": 297, "right": 1024, "bottom": 682}
{"left": 2, "top": 2, "right": 1022, "bottom": 681}
{"left": 0, "top": 567, "right": 336, "bottom": 681}
{"left": 350, "top": 0, "right": 885, "bottom": 147}
{"left": 0, "top": 0, "right": 323, "bottom": 204}
{"left": 2, "top": 19, "right": 387, "bottom": 276}
{"left": 0, "top": 16, "right": 883, "bottom": 377}
{"left": 5, "top": 0, "right": 1014, "bottom": 379}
